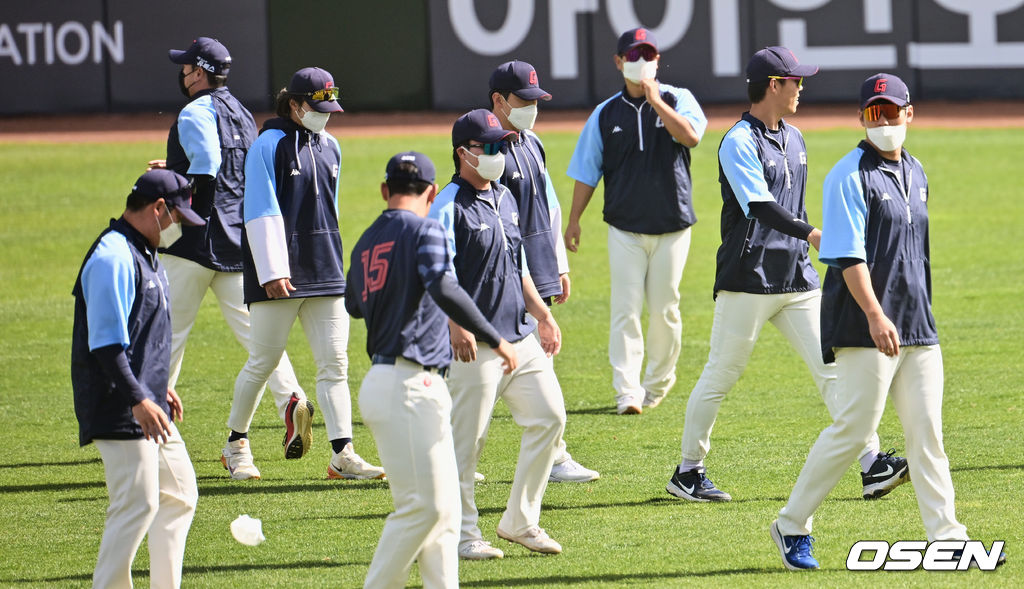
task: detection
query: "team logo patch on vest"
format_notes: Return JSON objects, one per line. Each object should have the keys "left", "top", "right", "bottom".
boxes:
{"left": 655, "top": 117, "right": 664, "bottom": 128}
{"left": 799, "top": 151, "right": 807, "bottom": 165}
{"left": 881, "top": 192, "right": 892, "bottom": 201}
{"left": 919, "top": 187, "right": 927, "bottom": 201}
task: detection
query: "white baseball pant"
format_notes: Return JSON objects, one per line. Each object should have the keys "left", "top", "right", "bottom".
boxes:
{"left": 607, "top": 226, "right": 691, "bottom": 406}
{"left": 92, "top": 423, "right": 198, "bottom": 589}
{"left": 360, "top": 358, "right": 460, "bottom": 589}
{"left": 162, "top": 254, "right": 304, "bottom": 420}
{"left": 681, "top": 290, "right": 879, "bottom": 468}
{"left": 448, "top": 335, "right": 566, "bottom": 544}
{"left": 229, "top": 295, "right": 352, "bottom": 441}
{"left": 777, "top": 345, "right": 967, "bottom": 541}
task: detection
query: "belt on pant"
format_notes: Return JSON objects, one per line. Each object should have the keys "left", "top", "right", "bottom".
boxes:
{"left": 371, "top": 354, "right": 449, "bottom": 378}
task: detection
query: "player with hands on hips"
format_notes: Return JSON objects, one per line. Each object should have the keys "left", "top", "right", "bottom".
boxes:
{"left": 224, "top": 67, "right": 383, "bottom": 481}
{"left": 347, "top": 152, "right": 516, "bottom": 589}
{"left": 71, "top": 169, "right": 202, "bottom": 589}
{"left": 566, "top": 28, "right": 706, "bottom": 415}
{"left": 430, "top": 109, "right": 568, "bottom": 560}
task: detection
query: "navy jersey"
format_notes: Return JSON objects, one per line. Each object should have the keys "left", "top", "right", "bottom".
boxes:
{"left": 71, "top": 218, "right": 172, "bottom": 446}
{"left": 714, "top": 113, "right": 818, "bottom": 296}
{"left": 819, "top": 141, "right": 937, "bottom": 363}
{"left": 429, "top": 176, "right": 533, "bottom": 343}
{"left": 567, "top": 84, "right": 707, "bottom": 234}
{"left": 164, "top": 87, "right": 257, "bottom": 271}
{"left": 346, "top": 209, "right": 454, "bottom": 368}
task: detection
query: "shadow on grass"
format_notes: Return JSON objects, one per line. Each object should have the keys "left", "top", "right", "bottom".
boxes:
{"left": 0, "top": 559, "right": 369, "bottom": 584}
{"left": 196, "top": 479, "right": 389, "bottom": 496}
{"left": 952, "top": 463, "right": 1024, "bottom": 473}
{"left": 456, "top": 568, "right": 791, "bottom": 587}
{"left": 0, "top": 457, "right": 101, "bottom": 469}
{"left": 0, "top": 480, "right": 105, "bottom": 493}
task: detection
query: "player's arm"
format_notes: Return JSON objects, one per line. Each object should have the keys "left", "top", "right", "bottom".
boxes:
{"left": 641, "top": 83, "right": 705, "bottom": 147}
{"left": 177, "top": 99, "right": 223, "bottom": 178}
{"left": 522, "top": 273, "right": 561, "bottom": 357}
{"left": 564, "top": 181, "right": 595, "bottom": 253}
{"left": 243, "top": 131, "right": 293, "bottom": 298}
{"left": 565, "top": 104, "right": 607, "bottom": 253}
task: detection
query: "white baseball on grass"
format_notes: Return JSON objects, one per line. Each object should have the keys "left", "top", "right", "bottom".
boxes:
{"left": 230, "top": 514, "right": 266, "bottom": 546}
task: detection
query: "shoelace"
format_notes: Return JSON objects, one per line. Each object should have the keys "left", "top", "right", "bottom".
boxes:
{"left": 791, "top": 535, "right": 815, "bottom": 558}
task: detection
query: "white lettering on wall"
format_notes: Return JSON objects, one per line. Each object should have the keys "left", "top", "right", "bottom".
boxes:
{"left": 908, "top": 0, "right": 1024, "bottom": 67}
{"left": 448, "top": 0, "right": 533, "bottom": 56}
{"left": 605, "top": 0, "right": 693, "bottom": 51}
{"left": 548, "top": 0, "right": 598, "bottom": 79}
{"left": 0, "top": 20, "right": 125, "bottom": 66}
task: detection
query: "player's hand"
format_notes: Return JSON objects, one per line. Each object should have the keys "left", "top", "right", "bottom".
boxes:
{"left": 868, "top": 312, "right": 901, "bottom": 357}
{"left": 640, "top": 78, "right": 660, "bottom": 103}
{"left": 494, "top": 339, "right": 518, "bottom": 374}
{"left": 537, "top": 314, "right": 562, "bottom": 357}
{"left": 564, "top": 221, "right": 582, "bottom": 253}
{"left": 167, "top": 388, "right": 183, "bottom": 422}
{"left": 147, "top": 159, "right": 167, "bottom": 171}
{"left": 132, "top": 398, "right": 173, "bottom": 444}
{"left": 553, "top": 273, "right": 571, "bottom": 305}
{"left": 264, "top": 278, "right": 296, "bottom": 299}
{"left": 450, "top": 323, "right": 478, "bottom": 363}
{"left": 807, "top": 228, "right": 822, "bottom": 251}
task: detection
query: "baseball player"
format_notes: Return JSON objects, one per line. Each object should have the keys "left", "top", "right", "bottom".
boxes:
{"left": 71, "top": 169, "right": 201, "bottom": 589}
{"left": 430, "top": 109, "right": 567, "bottom": 559}
{"left": 566, "top": 28, "right": 706, "bottom": 414}
{"left": 347, "top": 151, "right": 517, "bottom": 589}
{"left": 488, "top": 60, "right": 598, "bottom": 484}
{"left": 667, "top": 48, "right": 907, "bottom": 503}
{"left": 224, "top": 67, "right": 383, "bottom": 480}
{"left": 771, "top": 73, "right": 1004, "bottom": 570}
{"left": 151, "top": 37, "right": 311, "bottom": 464}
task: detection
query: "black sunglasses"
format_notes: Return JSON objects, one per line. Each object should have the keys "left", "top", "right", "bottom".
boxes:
{"left": 464, "top": 142, "right": 506, "bottom": 156}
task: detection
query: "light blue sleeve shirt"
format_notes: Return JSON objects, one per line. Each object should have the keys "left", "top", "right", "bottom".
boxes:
{"left": 663, "top": 85, "right": 707, "bottom": 141}
{"left": 566, "top": 94, "right": 617, "bottom": 187}
{"left": 177, "top": 95, "right": 221, "bottom": 176}
{"left": 719, "top": 121, "right": 774, "bottom": 217}
{"left": 81, "top": 232, "right": 136, "bottom": 351}
{"left": 820, "top": 147, "right": 869, "bottom": 267}
{"left": 428, "top": 182, "right": 459, "bottom": 277}
{"left": 243, "top": 130, "right": 285, "bottom": 222}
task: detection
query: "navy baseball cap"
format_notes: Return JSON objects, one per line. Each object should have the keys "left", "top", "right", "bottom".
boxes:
{"left": 129, "top": 169, "right": 205, "bottom": 226}
{"left": 860, "top": 73, "right": 910, "bottom": 108}
{"left": 746, "top": 46, "right": 818, "bottom": 83}
{"left": 490, "top": 60, "right": 552, "bottom": 101}
{"left": 452, "top": 109, "right": 518, "bottom": 147}
{"left": 386, "top": 151, "right": 436, "bottom": 184}
{"left": 288, "top": 67, "right": 344, "bottom": 113}
{"left": 617, "top": 28, "right": 657, "bottom": 54}
{"left": 168, "top": 37, "right": 231, "bottom": 75}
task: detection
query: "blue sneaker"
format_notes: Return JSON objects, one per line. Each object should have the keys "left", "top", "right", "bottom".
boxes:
{"left": 770, "top": 519, "right": 819, "bottom": 570}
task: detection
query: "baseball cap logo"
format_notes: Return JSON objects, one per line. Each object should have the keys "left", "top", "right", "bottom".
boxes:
{"left": 875, "top": 79, "right": 887, "bottom": 92}
{"left": 486, "top": 113, "right": 499, "bottom": 127}
{"left": 325, "top": 81, "right": 334, "bottom": 89}
{"left": 529, "top": 70, "right": 538, "bottom": 85}
{"left": 636, "top": 29, "right": 647, "bottom": 41}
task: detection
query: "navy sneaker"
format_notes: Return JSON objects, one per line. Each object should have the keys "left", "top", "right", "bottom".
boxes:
{"left": 770, "top": 519, "right": 819, "bottom": 570}
{"left": 952, "top": 546, "right": 1007, "bottom": 568}
{"left": 666, "top": 466, "right": 732, "bottom": 502}
{"left": 862, "top": 449, "right": 909, "bottom": 499}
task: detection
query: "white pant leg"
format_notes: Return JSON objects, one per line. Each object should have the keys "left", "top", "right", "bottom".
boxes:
{"left": 228, "top": 298, "right": 301, "bottom": 433}
{"left": 209, "top": 270, "right": 305, "bottom": 420}
{"left": 607, "top": 226, "right": 649, "bottom": 402}
{"left": 93, "top": 424, "right": 196, "bottom": 589}
{"left": 769, "top": 290, "right": 880, "bottom": 460}
{"left": 777, "top": 347, "right": 894, "bottom": 536}
{"left": 533, "top": 331, "right": 570, "bottom": 465}
{"left": 642, "top": 228, "right": 691, "bottom": 396}
{"left": 147, "top": 427, "right": 199, "bottom": 589}
{"left": 497, "top": 336, "right": 567, "bottom": 535}
{"left": 447, "top": 348, "right": 505, "bottom": 545}
{"left": 297, "top": 296, "right": 352, "bottom": 442}
{"left": 162, "top": 255, "right": 214, "bottom": 391}
{"left": 680, "top": 291, "right": 774, "bottom": 464}
{"left": 361, "top": 362, "right": 459, "bottom": 589}
{"left": 889, "top": 346, "right": 967, "bottom": 541}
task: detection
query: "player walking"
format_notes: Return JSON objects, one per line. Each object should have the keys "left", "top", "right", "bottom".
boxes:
{"left": 348, "top": 151, "right": 517, "bottom": 589}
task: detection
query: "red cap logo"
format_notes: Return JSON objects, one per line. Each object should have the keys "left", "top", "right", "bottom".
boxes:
{"left": 529, "top": 70, "right": 538, "bottom": 85}
{"left": 325, "top": 81, "right": 334, "bottom": 89}
{"left": 486, "top": 113, "right": 499, "bottom": 127}
{"left": 636, "top": 29, "right": 647, "bottom": 41}
{"left": 874, "top": 79, "right": 887, "bottom": 92}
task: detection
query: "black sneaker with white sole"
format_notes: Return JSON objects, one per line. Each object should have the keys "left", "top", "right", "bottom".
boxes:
{"left": 666, "top": 466, "right": 732, "bottom": 502}
{"left": 862, "top": 449, "right": 909, "bottom": 499}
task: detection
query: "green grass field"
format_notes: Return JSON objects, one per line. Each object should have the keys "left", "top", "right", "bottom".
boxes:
{"left": 0, "top": 125, "right": 1021, "bottom": 588}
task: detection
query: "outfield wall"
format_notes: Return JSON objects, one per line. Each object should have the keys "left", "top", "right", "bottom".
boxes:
{"left": 2, "top": 0, "right": 1023, "bottom": 115}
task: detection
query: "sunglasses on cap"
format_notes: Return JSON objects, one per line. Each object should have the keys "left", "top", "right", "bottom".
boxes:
{"left": 464, "top": 142, "right": 507, "bottom": 156}
{"left": 768, "top": 75, "right": 803, "bottom": 88}
{"left": 624, "top": 46, "right": 657, "bottom": 62}
{"left": 300, "top": 87, "right": 340, "bottom": 101}
{"left": 863, "top": 102, "right": 907, "bottom": 122}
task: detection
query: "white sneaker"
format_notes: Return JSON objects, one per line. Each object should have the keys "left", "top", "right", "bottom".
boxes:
{"left": 221, "top": 439, "right": 260, "bottom": 480}
{"left": 327, "top": 443, "right": 385, "bottom": 480}
{"left": 616, "top": 394, "right": 642, "bottom": 415}
{"left": 497, "top": 526, "right": 562, "bottom": 554}
{"left": 458, "top": 540, "right": 504, "bottom": 560}
{"left": 474, "top": 471, "right": 485, "bottom": 482}
{"left": 642, "top": 389, "right": 666, "bottom": 408}
{"left": 549, "top": 458, "right": 600, "bottom": 483}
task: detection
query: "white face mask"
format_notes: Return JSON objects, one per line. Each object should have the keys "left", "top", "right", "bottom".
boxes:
{"left": 159, "top": 213, "right": 183, "bottom": 248}
{"left": 622, "top": 58, "right": 658, "bottom": 84}
{"left": 506, "top": 102, "right": 538, "bottom": 131}
{"left": 462, "top": 148, "right": 506, "bottom": 181}
{"left": 866, "top": 124, "right": 907, "bottom": 152}
{"left": 297, "top": 105, "right": 331, "bottom": 133}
